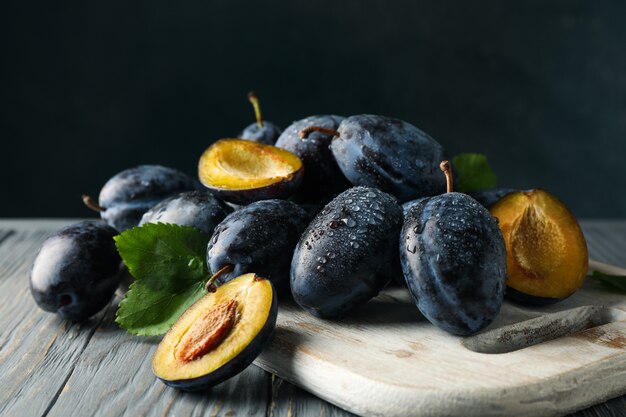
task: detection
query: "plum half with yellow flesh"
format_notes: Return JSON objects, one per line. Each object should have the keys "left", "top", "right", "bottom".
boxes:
{"left": 152, "top": 273, "right": 277, "bottom": 391}
{"left": 490, "top": 189, "right": 588, "bottom": 304}
{"left": 198, "top": 139, "right": 303, "bottom": 205}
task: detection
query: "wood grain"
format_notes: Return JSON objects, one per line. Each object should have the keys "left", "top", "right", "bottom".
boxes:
{"left": 0, "top": 219, "right": 624, "bottom": 417}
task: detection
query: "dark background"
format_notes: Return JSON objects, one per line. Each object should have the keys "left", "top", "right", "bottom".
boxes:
{"left": 1, "top": 0, "right": 625, "bottom": 218}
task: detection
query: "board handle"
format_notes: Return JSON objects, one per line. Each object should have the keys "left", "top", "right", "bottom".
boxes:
{"left": 589, "top": 259, "right": 626, "bottom": 276}
{"left": 463, "top": 305, "right": 626, "bottom": 354}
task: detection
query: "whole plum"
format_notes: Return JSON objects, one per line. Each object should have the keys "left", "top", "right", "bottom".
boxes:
{"left": 139, "top": 190, "right": 231, "bottom": 236}
{"left": 400, "top": 162, "right": 507, "bottom": 336}
{"left": 275, "top": 115, "right": 350, "bottom": 203}
{"left": 30, "top": 220, "right": 123, "bottom": 321}
{"left": 207, "top": 199, "right": 309, "bottom": 295}
{"left": 84, "top": 165, "right": 199, "bottom": 232}
{"left": 330, "top": 114, "right": 448, "bottom": 202}
{"left": 239, "top": 92, "right": 282, "bottom": 144}
{"left": 291, "top": 186, "right": 403, "bottom": 318}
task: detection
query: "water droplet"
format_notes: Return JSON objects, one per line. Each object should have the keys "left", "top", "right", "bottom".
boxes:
{"left": 350, "top": 241, "right": 360, "bottom": 249}
{"left": 328, "top": 252, "right": 336, "bottom": 259}
{"left": 328, "top": 231, "right": 335, "bottom": 236}
{"left": 366, "top": 191, "right": 377, "bottom": 198}
{"left": 350, "top": 234, "right": 357, "bottom": 240}
{"left": 316, "top": 265, "right": 325, "bottom": 272}
{"left": 345, "top": 199, "right": 353, "bottom": 204}
{"left": 320, "top": 256, "right": 327, "bottom": 264}
{"left": 342, "top": 217, "right": 356, "bottom": 227}
{"left": 406, "top": 245, "right": 416, "bottom": 254}
{"left": 353, "top": 205, "right": 361, "bottom": 211}
{"left": 357, "top": 227, "right": 367, "bottom": 234}
{"left": 329, "top": 220, "right": 340, "bottom": 229}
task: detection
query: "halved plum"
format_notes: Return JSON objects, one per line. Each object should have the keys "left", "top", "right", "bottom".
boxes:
{"left": 152, "top": 273, "right": 277, "bottom": 391}
{"left": 198, "top": 139, "right": 303, "bottom": 204}
{"left": 490, "top": 189, "right": 588, "bottom": 304}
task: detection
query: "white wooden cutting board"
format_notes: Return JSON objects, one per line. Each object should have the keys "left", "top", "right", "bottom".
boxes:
{"left": 254, "top": 260, "right": 626, "bottom": 417}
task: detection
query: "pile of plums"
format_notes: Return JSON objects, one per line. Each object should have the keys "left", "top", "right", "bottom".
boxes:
{"left": 30, "top": 93, "right": 589, "bottom": 391}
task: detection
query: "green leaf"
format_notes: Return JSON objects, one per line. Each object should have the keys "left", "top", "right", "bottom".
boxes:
{"left": 592, "top": 271, "right": 626, "bottom": 293}
{"left": 452, "top": 153, "right": 498, "bottom": 193}
{"left": 114, "top": 223, "right": 211, "bottom": 336}
{"left": 116, "top": 280, "right": 206, "bottom": 336}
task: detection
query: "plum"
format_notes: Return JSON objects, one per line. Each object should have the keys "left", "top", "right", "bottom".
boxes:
{"left": 291, "top": 186, "right": 403, "bottom": 318}
{"left": 490, "top": 189, "right": 588, "bottom": 305}
{"left": 402, "top": 197, "right": 428, "bottom": 218}
{"left": 239, "top": 91, "right": 282, "bottom": 145}
{"left": 83, "top": 165, "right": 199, "bottom": 232}
{"left": 469, "top": 188, "right": 517, "bottom": 209}
{"left": 207, "top": 199, "right": 309, "bottom": 295}
{"left": 198, "top": 139, "right": 303, "bottom": 205}
{"left": 275, "top": 115, "right": 350, "bottom": 203}
{"left": 30, "top": 220, "right": 123, "bottom": 321}
{"left": 152, "top": 273, "right": 277, "bottom": 391}
{"left": 139, "top": 190, "right": 232, "bottom": 236}
{"left": 400, "top": 161, "right": 507, "bottom": 336}
{"left": 328, "top": 114, "right": 448, "bottom": 202}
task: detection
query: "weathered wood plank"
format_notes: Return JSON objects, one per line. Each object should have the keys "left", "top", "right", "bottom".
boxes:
{"left": 0, "top": 225, "right": 109, "bottom": 417}
{"left": 44, "top": 297, "right": 271, "bottom": 417}
{"left": 581, "top": 221, "right": 626, "bottom": 267}
{"left": 268, "top": 374, "right": 356, "bottom": 417}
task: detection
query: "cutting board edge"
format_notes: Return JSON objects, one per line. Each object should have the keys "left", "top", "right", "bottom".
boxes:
{"left": 255, "top": 351, "right": 626, "bottom": 417}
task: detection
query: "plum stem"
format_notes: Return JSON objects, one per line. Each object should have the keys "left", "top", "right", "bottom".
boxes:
{"left": 82, "top": 195, "right": 105, "bottom": 212}
{"left": 299, "top": 126, "right": 340, "bottom": 139}
{"left": 440, "top": 160, "right": 453, "bottom": 193}
{"left": 248, "top": 91, "right": 263, "bottom": 129}
{"left": 205, "top": 264, "right": 233, "bottom": 293}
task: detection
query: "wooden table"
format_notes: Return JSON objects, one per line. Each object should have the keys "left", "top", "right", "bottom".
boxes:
{"left": 1, "top": 219, "right": 625, "bottom": 417}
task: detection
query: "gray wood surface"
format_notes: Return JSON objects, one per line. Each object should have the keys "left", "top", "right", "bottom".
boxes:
{"left": 0, "top": 219, "right": 624, "bottom": 417}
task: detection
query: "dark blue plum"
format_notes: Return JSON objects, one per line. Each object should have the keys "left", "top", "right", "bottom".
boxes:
{"left": 239, "top": 91, "right": 282, "bottom": 145}
{"left": 207, "top": 200, "right": 309, "bottom": 295}
{"left": 469, "top": 188, "right": 517, "bottom": 209}
{"left": 275, "top": 115, "right": 350, "bottom": 203}
{"left": 240, "top": 121, "right": 282, "bottom": 145}
{"left": 402, "top": 197, "right": 428, "bottom": 218}
{"left": 291, "top": 186, "right": 403, "bottom": 318}
{"left": 330, "top": 115, "right": 448, "bottom": 202}
{"left": 400, "top": 192, "right": 506, "bottom": 336}
{"left": 139, "top": 190, "right": 232, "bottom": 236}
{"left": 30, "top": 221, "right": 123, "bottom": 321}
{"left": 87, "top": 165, "right": 199, "bottom": 232}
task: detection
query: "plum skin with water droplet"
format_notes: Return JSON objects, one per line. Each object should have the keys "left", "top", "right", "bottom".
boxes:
{"left": 207, "top": 200, "right": 310, "bottom": 295}
{"left": 239, "top": 121, "right": 283, "bottom": 145}
{"left": 30, "top": 220, "right": 123, "bottom": 321}
{"left": 275, "top": 115, "right": 350, "bottom": 203}
{"left": 97, "top": 165, "right": 200, "bottom": 232}
{"left": 330, "top": 115, "right": 448, "bottom": 202}
{"left": 290, "top": 186, "right": 403, "bottom": 318}
{"left": 139, "top": 190, "right": 232, "bottom": 236}
{"left": 400, "top": 193, "right": 507, "bottom": 336}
